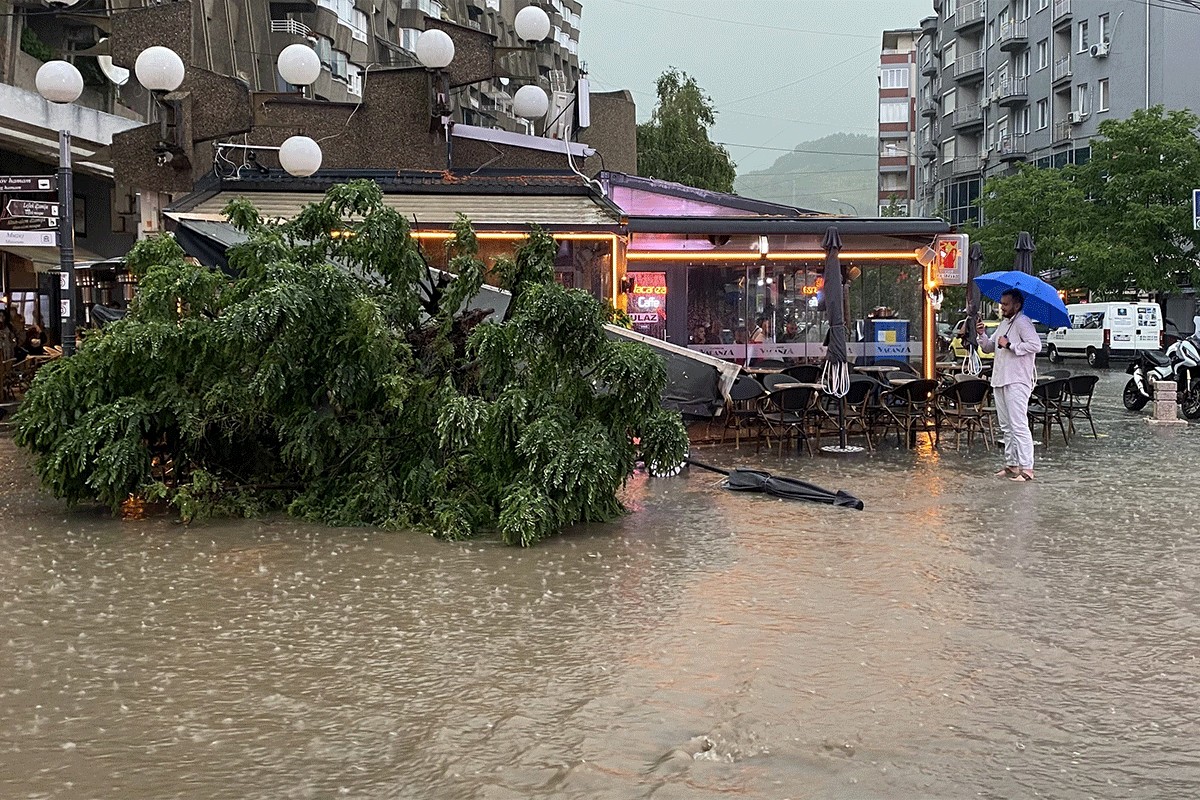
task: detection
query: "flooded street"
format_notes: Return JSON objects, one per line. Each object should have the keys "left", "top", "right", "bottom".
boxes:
{"left": 3, "top": 368, "right": 1199, "bottom": 799}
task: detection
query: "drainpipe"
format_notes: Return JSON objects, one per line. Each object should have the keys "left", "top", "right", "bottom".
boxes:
{"left": 1145, "top": 0, "right": 1151, "bottom": 109}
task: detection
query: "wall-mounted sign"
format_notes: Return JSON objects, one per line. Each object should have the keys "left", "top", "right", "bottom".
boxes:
{"left": 628, "top": 271, "right": 667, "bottom": 338}
{"left": 934, "top": 233, "right": 969, "bottom": 286}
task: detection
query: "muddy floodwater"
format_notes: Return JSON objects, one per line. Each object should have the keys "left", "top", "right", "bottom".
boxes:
{"left": 2, "top": 369, "right": 1199, "bottom": 799}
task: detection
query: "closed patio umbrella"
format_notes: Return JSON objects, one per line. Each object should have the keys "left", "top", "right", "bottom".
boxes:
{"left": 1015, "top": 231, "right": 1036, "bottom": 275}
{"left": 686, "top": 459, "right": 864, "bottom": 510}
{"left": 820, "top": 226, "right": 861, "bottom": 453}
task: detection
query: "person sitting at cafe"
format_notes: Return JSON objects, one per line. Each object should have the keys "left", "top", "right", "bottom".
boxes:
{"left": 750, "top": 316, "right": 773, "bottom": 344}
{"left": 24, "top": 322, "right": 46, "bottom": 356}
{"left": 779, "top": 318, "right": 802, "bottom": 343}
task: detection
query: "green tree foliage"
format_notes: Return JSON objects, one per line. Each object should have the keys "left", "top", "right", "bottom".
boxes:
{"left": 14, "top": 181, "right": 689, "bottom": 546}
{"left": 880, "top": 194, "right": 907, "bottom": 217}
{"left": 636, "top": 67, "right": 737, "bottom": 193}
{"left": 975, "top": 106, "right": 1200, "bottom": 295}
{"left": 973, "top": 163, "right": 1089, "bottom": 278}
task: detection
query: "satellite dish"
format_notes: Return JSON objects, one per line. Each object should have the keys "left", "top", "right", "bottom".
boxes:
{"left": 95, "top": 39, "right": 130, "bottom": 86}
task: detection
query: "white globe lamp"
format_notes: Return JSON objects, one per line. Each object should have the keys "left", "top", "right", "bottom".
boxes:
{"left": 35, "top": 60, "right": 84, "bottom": 104}
{"left": 135, "top": 46, "right": 186, "bottom": 92}
{"left": 514, "top": 5, "right": 551, "bottom": 41}
{"left": 277, "top": 43, "right": 322, "bottom": 87}
{"left": 415, "top": 29, "right": 454, "bottom": 70}
{"left": 279, "top": 135, "right": 323, "bottom": 177}
{"left": 512, "top": 84, "right": 549, "bottom": 119}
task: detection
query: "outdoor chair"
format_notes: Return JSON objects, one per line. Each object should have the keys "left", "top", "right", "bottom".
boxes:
{"left": 1028, "top": 378, "right": 1071, "bottom": 446}
{"left": 750, "top": 358, "right": 787, "bottom": 370}
{"left": 817, "top": 376, "right": 878, "bottom": 451}
{"left": 878, "top": 378, "right": 941, "bottom": 448}
{"left": 760, "top": 385, "right": 818, "bottom": 456}
{"left": 885, "top": 370, "right": 913, "bottom": 386}
{"left": 763, "top": 373, "right": 800, "bottom": 392}
{"left": 1044, "top": 368, "right": 1072, "bottom": 381}
{"left": 1062, "top": 374, "right": 1100, "bottom": 438}
{"left": 721, "top": 374, "right": 768, "bottom": 449}
{"left": 937, "top": 378, "right": 993, "bottom": 451}
{"left": 953, "top": 370, "right": 987, "bottom": 382}
{"left": 783, "top": 363, "right": 823, "bottom": 384}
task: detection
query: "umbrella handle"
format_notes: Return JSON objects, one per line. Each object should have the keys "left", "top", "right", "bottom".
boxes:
{"left": 684, "top": 458, "right": 730, "bottom": 476}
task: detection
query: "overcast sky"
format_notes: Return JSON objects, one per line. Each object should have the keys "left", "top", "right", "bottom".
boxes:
{"left": 579, "top": 0, "right": 933, "bottom": 173}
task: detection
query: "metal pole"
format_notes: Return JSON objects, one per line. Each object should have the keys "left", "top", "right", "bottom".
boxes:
{"left": 58, "top": 129, "right": 76, "bottom": 356}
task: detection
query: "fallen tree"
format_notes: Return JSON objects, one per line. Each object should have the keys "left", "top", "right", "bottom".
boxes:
{"left": 14, "top": 181, "right": 689, "bottom": 545}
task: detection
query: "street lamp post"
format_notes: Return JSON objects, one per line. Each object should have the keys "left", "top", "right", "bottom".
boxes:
{"left": 830, "top": 198, "right": 859, "bottom": 216}
{"left": 35, "top": 59, "right": 85, "bottom": 355}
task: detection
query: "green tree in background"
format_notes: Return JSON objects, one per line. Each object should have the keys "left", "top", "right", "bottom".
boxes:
{"left": 637, "top": 68, "right": 737, "bottom": 193}
{"left": 880, "top": 194, "right": 907, "bottom": 217}
{"left": 975, "top": 106, "right": 1200, "bottom": 296}
{"left": 13, "top": 181, "right": 689, "bottom": 546}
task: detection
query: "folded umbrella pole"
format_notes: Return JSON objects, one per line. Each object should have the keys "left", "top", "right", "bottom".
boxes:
{"left": 686, "top": 459, "right": 865, "bottom": 510}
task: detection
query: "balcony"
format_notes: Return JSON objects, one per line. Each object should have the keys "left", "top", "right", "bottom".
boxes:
{"left": 997, "top": 133, "right": 1028, "bottom": 162}
{"left": 879, "top": 155, "right": 910, "bottom": 173}
{"left": 997, "top": 76, "right": 1028, "bottom": 106}
{"left": 1052, "top": 54, "right": 1072, "bottom": 84}
{"left": 951, "top": 154, "right": 983, "bottom": 175}
{"left": 921, "top": 53, "right": 938, "bottom": 77}
{"left": 955, "top": 0, "right": 985, "bottom": 30}
{"left": 1052, "top": 0, "right": 1072, "bottom": 26}
{"left": 1053, "top": 120, "right": 1073, "bottom": 142}
{"left": 998, "top": 19, "right": 1028, "bottom": 51}
{"left": 920, "top": 97, "right": 939, "bottom": 118}
{"left": 953, "top": 50, "right": 985, "bottom": 81}
{"left": 270, "top": 18, "right": 312, "bottom": 36}
{"left": 952, "top": 102, "right": 984, "bottom": 129}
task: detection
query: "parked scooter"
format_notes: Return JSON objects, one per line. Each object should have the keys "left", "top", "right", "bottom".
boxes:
{"left": 1123, "top": 333, "right": 1200, "bottom": 418}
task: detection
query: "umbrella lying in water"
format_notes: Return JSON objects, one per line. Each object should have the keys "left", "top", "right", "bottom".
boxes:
{"left": 687, "top": 459, "right": 864, "bottom": 511}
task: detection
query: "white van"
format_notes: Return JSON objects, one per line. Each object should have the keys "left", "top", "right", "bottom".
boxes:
{"left": 1046, "top": 302, "right": 1163, "bottom": 367}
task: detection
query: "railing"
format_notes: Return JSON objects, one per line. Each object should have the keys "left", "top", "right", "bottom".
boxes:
{"left": 270, "top": 18, "right": 311, "bottom": 36}
{"left": 952, "top": 154, "right": 983, "bottom": 174}
{"left": 1052, "top": 55, "right": 1072, "bottom": 82}
{"left": 997, "top": 133, "right": 1028, "bottom": 157}
{"left": 998, "top": 19, "right": 1028, "bottom": 46}
{"left": 1053, "top": 121, "right": 1073, "bottom": 142}
{"left": 953, "top": 103, "right": 983, "bottom": 126}
{"left": 998, "top": 76, "right": 1028, "bottom": 100}
{"left": 953, "top": 50, "right": 985, "bottom": 78}
{"left": 1052, "top": 0, "right": 1072, "bottom": 23}
{"left": 955, "top": 0, "right": 985, "bottom": 28}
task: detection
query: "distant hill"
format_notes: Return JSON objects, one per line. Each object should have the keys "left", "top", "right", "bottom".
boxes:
{"left": 733, "top": 133, "right": 878, "bottom": 216}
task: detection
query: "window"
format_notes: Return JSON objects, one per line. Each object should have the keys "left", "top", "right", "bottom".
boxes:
{"left": 943, "top": 40, "right": 956, "bottom": 67}
{"left": 1036, "top": 99, "right": 1048, "bottom": 129}
{"left": 1017, "top": 106, "right": 1030, "bottom": 134}
{"left": 347, "top": 63, "right": 363, "bottom": 95}
{"left": 942, "top": 88, "right": 957, "bottom": 115}
{"left": 350, "top": 8, "right": 369, "bottom": 41}
{"left": 1016, "top": 51, "right": 1030, "bottom": 77}
{"left": 1016, "top": 0, "right": 1030, "bottom": 19}
{"left": 1038, "top": 0, "right": 1048, "bottom": 9}
{"left": 879, "top": 100, "right": 909, "bottom": 123}
{"left": 943, "top": 136, "right": 956, "bottom": 163}
{"left": 1099, "top": 13, "right": 1110, "bottom": 43}
{"left": 1077, "top": 82, "right": 1090, "bottom": 115}
{"left": 1098, "top": 78, "right": 1109, "bottom": 112}
{"left": 880, "top": 67, "right": 910, "bottom": 90}
{"left": 314, "top": 36, "right": 333, "bottom": 68}
{"left": 944, "top": 0, "right": 956, "bottom": 19}
{"left": 332, "top": 49, "right": 349, "bottom": 81}
{"left": 1037, "top": 39, "right": 1048, "bottom": 69}
{"left": 399, "top": 27, "right": 421, "bottom": 52}
{"left": 987, "top": 21, "right": 996, "bottom": 46}
{"left": 1077, "top": 20, "right": 1089, "bottom": 52}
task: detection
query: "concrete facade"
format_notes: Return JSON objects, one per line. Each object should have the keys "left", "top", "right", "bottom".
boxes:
{"left": 877, "top": 28, "right": 922, "bottom": 216}
{"left": 913, "top": 0, "right": 1200, "bottom": 225}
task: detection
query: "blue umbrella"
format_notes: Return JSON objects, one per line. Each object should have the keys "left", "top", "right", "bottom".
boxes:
{"left": 974, "top": 270, "right": 1071, "bottom": 329}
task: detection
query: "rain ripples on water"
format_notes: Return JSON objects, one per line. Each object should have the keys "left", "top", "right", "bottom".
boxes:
{"left": 2, "top": 369, "right": 1199, "bottom": 798}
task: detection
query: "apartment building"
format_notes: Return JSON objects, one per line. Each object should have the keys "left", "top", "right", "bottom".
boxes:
{"left": 912, "top": 0, "right": 1200, "bottom": 225}
{"left": 877, "top": 28, "right": 921, "bottom": 216}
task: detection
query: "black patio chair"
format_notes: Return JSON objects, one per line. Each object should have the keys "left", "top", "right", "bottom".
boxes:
{"left": 817, "top": 376, "right": 880, "bottom": 451}
{"left": 760, "top": 385, "right": 817, "bottom": 456}
{"left": 762, "top": 373, "right": 799, "bottom": 392}
{"left": 937, "top": 377, "right": 993, "bottom": 451}
{"left": 721, "top": 374, "right": 768, "bottom": 449}
{"left": 783, "top": 363, "right": 823, "bottom": 383}
{"left": 878, "top": 378, "right": 941, "bottom": 448}
{"left": 1028, "top": 378, "right": 1070, "bottom": 446}
{"left": 1062, "top": 374, "right": 1099, "bottom": 438}
{"left": 750, "top": 358, "right": 787, "bottom": 370}
{"left": 1044, "top": 368, "right": 1072, "bottom": 381}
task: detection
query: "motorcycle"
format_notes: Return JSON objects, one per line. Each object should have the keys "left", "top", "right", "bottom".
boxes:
{"left": 1123, "top": 333, "right": 1200, "bottom": 419}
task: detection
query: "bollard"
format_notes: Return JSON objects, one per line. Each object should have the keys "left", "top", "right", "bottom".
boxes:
{"left": 1149, "top": 380, "right": 1187, "bottom": 426}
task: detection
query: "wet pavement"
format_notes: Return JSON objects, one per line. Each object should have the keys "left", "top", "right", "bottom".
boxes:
{"left": 2, "top": 367, "right": 1198, "bottom": 799}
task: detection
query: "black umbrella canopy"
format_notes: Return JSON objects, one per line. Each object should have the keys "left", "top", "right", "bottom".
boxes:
{"left": 1014, "top": 231, "right": 1036, "bottom": 275}
{"left": 822, "top": 226, "right": 846, "bottom": 365}
{"left": 963, "top": 241, "right": 983, "bottom": 351}
{"left": 724, "top": 468, "right": 865, "bottom": 510}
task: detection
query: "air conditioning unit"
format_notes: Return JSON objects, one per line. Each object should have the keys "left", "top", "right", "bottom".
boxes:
{"left": 1067, "top": 111, "right": 1086, "bottom": 124}
{"left": 1090, "top": 41, "right": 1110, "bottom": 58}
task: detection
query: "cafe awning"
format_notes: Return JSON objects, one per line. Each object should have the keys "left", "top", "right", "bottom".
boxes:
{"left": 1, "top": 243, "right": 107, "bottom": 272}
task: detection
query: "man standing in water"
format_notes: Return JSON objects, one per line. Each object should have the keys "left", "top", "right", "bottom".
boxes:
{"left": 978, "top": 289, "right": 1041, "bottom": 482}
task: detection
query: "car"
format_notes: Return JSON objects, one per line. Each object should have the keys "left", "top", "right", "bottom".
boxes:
{"left": 949, "top": 318, "right": 999, "bottom": 360}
